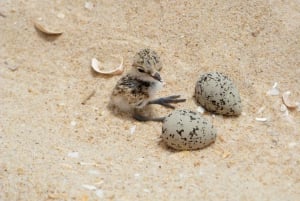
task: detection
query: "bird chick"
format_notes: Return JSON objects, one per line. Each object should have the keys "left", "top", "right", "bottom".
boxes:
{"left": 111, "top": 48, "right": 185, "bottom": 122}
{"left": 132, "top": 48, "right": 162, "bottom": 71}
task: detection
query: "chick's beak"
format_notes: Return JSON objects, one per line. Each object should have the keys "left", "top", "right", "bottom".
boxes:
{"left": 151, "top": 72, "right": 162, "bottom": 82}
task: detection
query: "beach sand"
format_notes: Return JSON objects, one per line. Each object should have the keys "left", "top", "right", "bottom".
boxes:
{"left": 1, "top": 0, "right": 299, "bottom": 200}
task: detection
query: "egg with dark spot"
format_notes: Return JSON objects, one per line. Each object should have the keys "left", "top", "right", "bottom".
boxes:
{"left": 195, "top": 72, "right": 242, "bottom": 116}
{"left": 162, "top": 110, "right": 217, "bottom": 150}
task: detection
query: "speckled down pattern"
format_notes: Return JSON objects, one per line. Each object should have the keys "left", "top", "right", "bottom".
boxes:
{"left": 162, "top": 110, "right": 217, "bottom": 150}
{"left": 195, "top": 72, "right": 242, "bottom": 116}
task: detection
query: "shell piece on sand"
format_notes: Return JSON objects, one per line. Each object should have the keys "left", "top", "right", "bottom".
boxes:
{"left": 266, "top": 82, "right": 280, "bottom": 96}
{"left": 91, "top": 57, "right": 124, "bottom": 75}
{"left": 82, "top": 184, "right": 97, "bottom": 190}
{"left": 282, "top": 91, "right": 298, "bottom": 108}
{"left": 34, "top": 21, "right": 63, "bottom": 35}
{"left": 85, "top": 2, "right": 94, "bottom": 10}
{"left": 255, "top": 117, "right": 268, "bottom": 122}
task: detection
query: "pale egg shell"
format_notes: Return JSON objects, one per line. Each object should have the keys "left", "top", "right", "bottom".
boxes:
{"left": 162, "top": 110, "right": 217, "bottom": 150}
{"left": 195, "top": 72, "right": 242, "bottom": 116}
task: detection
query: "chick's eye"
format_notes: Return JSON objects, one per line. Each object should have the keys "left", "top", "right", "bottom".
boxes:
{"left": 138, "top": 68, "right": 145, "bottom": 73}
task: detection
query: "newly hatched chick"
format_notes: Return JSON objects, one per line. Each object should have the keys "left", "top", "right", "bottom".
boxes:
{"left": 111, "top": 48, "right": 185, "bottom": 121}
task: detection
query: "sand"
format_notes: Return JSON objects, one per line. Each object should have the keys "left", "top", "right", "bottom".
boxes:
{"left": 1, "top": 0, "right": 299, "bottom": 200}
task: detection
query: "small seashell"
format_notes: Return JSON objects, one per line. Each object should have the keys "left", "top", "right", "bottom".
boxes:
{"left": 196, "top": 106, "right": 205, "bottom": 114}
{"left": 280, "top": 104, "right": 287, "bottom": 112}
{"left": 95, "top": 189, "right": 104, "bottom": 198}
{"left": 255, "top": 117, "right": 268, "bottom": 122}
{"left": 70, "top": 121, "right": 77, "bottom": 126}
{"left": 82, "top": 184, "right": 97, "bottom": 191}
{"left": 34, "top": 21, "right": 63, "bottom": 35}
{"left": 288, "top": 142, "right": 297, "bottom": 148}
{"left": 282, "top": 91, "right": 297, "bottom": 108}
{"left": 266, "top": 82, "right": 280, "bottom": 96}
{"left": 85, "top": 2, "right": 94, "bottom": 10}
{"left": 91, "top": 57, "right": 124, "bottom": 75}
{"left": 4, "top": 61, "right": 18, "bottom": 71}
{"left": 130, "top": 125, "right": 136, "bottom": 134}
{"left": 143, "top": 189, "right": 151, "bottom": 193}
{"left": 257, "top": 106, "right": 265, "bottom": 114}
{"left": 88, "top": 170, "right": 100, "bottom": 175}
{"left": 267, "top": 88, "right": 280, "bottom": 96}
{"left": 79, "top": 162, "right": 101, "bottom": 166}
{"left": 68, "top": 152, "right": 79, "bottom": 158}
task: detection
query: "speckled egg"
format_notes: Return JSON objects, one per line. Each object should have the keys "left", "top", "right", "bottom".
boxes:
{"left": 162, "top": 110, "right": 217, "bottom": 150}
{"left": 195, "top": 72, "right": 242, "bottom": 116}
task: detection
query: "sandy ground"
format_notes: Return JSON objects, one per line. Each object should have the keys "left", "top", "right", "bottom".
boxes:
{"left": 1, "top": 0, "right": 300, "bottom": 200}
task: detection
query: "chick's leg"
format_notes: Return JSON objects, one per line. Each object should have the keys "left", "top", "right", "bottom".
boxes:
{"left": 148, "top": 95, "right": 186, "bottom": 109}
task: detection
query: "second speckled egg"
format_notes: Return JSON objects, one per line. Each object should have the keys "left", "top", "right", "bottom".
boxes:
{"left": 195, "top": 72, "right": 242, "bottom": 116}
{"left": 162, "top": 110, "right": 217, "bottom": 150}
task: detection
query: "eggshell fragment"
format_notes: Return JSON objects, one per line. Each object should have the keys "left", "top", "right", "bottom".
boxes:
{"left": 85, "top": 2, "right": 94, "bottom": 10}
{"left": 82, "top": 184, "right": 97, "bottom": 191}
{"left": 34, "top": 21, "right": 63, "bottom": 35}
{"left": 282, "top": 91, "right": 297, "bottom": 108}
{"left": 255, "top": 117, "right": 268, "bottom": 122}
{"left": 162, "top": 110, "right": 217, "bottom": 151}
{"left": 266, "top": 82, "right": 280, "bottom": 96}
{"left": 91, "top": 57, "right": 124, "bottom": 75}
{"left": 196, "top": 106, "right": 205, "bottom": 114}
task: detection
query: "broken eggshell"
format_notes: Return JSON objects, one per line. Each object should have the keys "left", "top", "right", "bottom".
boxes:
{"left": 266, "top": 82, "right": 280, "bottom": 96}
{"left": 91, "top": 57, "right": 124, "bottom": 75}
{"left": 255, "top": 117, "right": 268, "bottom": 122}
{"left": 282, "top": 91, "right": 298, "bottom": 109}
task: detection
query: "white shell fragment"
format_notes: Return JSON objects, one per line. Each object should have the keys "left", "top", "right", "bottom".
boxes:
{"left": 70, "top": 121, "right": 77, "bottom": 126}
{"left": 196, "top": 106, "right": 205, "bottom": 114}
{"left": 34, "top": 21, "right": 63, "bottom": 35}
{"left": 288, "top": 142, "right": 297, "bottom": 148}
{"left": 282, "top": 91, "right": 298, "bottom": 108}
{"left": 130, "top": 125, "right": 136, "bottom": 134}
{"left": 82, "top": 184, "right": 97, "bottom": 191}
{"left": 88, "top": 170, "right": 100, "bottom": 175}
{"left": 257, "top": 106, "right": 265, "bottom": 114}
{"left": 68, "top": 152, "right": 79, "bottom": 158}
{"left": 95, "top": 189, "right": 104, "bottom": 198}
{"left": 280, "top": 104, "right": 287, "bottom": 112}
{"left": 195, "top": 72, "right": 242, "bottom": 116}
{"left": 162, "top": 110, "right": 217, "bottom": 151}
{"left": 91, "top": 57, "right": 124, "bottom": 75}
{"left": 85, "top": 2, "right": 94, "bottom": 10}
{"left": 4, "top": 61, "right": 18, "bottom": 71}
{"left": 255, "top": 117, "right": 268, "bottom": 122}
{"left": 266, "top": 82, "right": 280, "bottom": 96}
